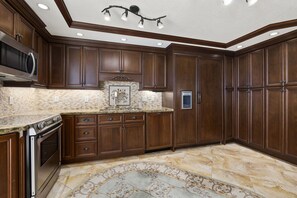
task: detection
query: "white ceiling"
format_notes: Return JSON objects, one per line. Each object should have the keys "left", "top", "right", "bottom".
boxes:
{"left": 25, "top": 0, "right": 297, "bottom": 51}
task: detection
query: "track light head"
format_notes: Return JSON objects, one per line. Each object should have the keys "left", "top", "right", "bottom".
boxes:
{"left": 138, "top": 18, "right": 144, "bottom": 28}
{"left": 246, "top": 0, "right": 258, "bottom": 6}
{"left": 157, "top": 19, "right": 164, "bottom": 29}
{"left": 222, "top": 0, "right": 233, "bottom": 6}
{"left": 104, "top": 10, "right": 111, "bottom": 21}
{"left": 121, "top": 10, "right": 128, "bottom": 21}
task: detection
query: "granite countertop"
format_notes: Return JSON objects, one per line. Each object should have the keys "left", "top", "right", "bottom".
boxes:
{"left": 0, "top": 107, "right": 174, "bottom": 135}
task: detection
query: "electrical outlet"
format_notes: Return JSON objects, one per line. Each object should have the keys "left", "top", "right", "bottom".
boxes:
{"left": 8, "top": 96, "right": 14, "bottom": 105}
{"left": 84, "top": 96, "right": 89, "bottom": 103}
{"left": 54, "top": 96, "right": 59, "bottom": 102}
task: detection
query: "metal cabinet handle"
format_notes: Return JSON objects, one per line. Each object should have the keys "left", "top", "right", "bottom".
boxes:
{"left": 83, "top": 118, "right": 90, "bottom": 122}
{"left": 83, "top": 131, "right": 89, "bottom": 135}
{"left": 280, "top": 80, "right": 286, "bottom": 86}
{"left": 108, "top": 117, "right": 113, "bottom": 121}
{"left": 197, "top": 92, "right": 202, "bottom": 104}
{"left": 132, "top": 116, "right": 136, "bottom": 120}
{"left": 83, "top": 147, "right": 89, "bottom": 151}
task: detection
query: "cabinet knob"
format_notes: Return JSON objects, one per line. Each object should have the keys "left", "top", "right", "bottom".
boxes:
{"left": 132, "top": 116, "right": 136, "bottom": 120}
{"left": 108, "top": 117, "right": 113, "bottom": 121}
{"left": 83, "top": 118, "right": 90, "bottom": 122}
{"left": 83, "top": 147, "right": 89, "bottom": 151}
{"left": 83, "top": 131, "right": 89, "bottom": 135}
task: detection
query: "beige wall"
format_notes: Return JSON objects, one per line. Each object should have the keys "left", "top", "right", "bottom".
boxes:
{"left": 0, "top": 81, "right": 162, "bottom": 117}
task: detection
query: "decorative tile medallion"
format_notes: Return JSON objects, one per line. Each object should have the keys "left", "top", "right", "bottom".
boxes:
{"left": 109, "top": 85, "right": 131, "bottom": 106}
{"left": 69, "top": 162, "right": 263, "bottom": 198}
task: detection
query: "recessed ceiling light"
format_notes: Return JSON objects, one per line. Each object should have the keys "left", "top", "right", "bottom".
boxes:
{"left": 222, "top": 0, "right": 233, "bottom": 6}
{"left": 270, "top": 32, "right": 279, "bottom": 36}
{"left": 237, "top": 45, "right": 243, "bottom": 49}
{"left": 37, "top": 3, "right": 49, "bottom": 10}
{"left": 76, "top": 33, "right": 83, "bottom": 37}
{"left": 157, "top": 42, "right": 163, "bottom": 46}
{"left": 121, "top": 38, "right": 127, "bottom": 41}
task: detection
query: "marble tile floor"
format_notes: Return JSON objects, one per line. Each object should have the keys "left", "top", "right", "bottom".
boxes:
{"left": 48, "top": 143, "right": 297, "bottom": 198}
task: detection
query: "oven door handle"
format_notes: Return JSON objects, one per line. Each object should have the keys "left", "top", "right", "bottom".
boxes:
{"left": 39, "top": 124, "right": 62, "bottom": 138}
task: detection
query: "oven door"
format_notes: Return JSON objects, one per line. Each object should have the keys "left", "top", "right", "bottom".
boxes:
{"left": 30, "top": 123, "right": 62, "bottom": 197}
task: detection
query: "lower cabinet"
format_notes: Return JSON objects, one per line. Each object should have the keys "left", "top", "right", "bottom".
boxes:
{"left": 123, "top": 123, "right": 145, "bottom": 153}
{"left": 0, "top": 133, "right": 25, "bottom": 198}
{"left": 98, "top": 124, "right": 123, "bottom": 156}
{"left": 146, "top": 112, "right": 172, "bottom": 150}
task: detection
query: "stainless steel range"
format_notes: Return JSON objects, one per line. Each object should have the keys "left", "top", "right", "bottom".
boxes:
{"left": 26, "top": 115, "right": 62, "bottom": 198}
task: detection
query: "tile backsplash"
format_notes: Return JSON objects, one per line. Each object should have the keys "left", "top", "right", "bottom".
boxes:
{"left": 0, "top": 81, "right": 162, "bottom": 117}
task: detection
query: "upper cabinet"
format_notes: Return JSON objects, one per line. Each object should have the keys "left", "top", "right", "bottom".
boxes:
{"left": 49, "top": 44, "right": 66, "bottom": 88}
{"left": 35, "top": 34, "right": 48, "bottom": 86}
{"left": 236, "top": 54, "right": 250, "bottom": 88}
{"left": 265, "top": 43, "right": 285, "bottom": 87}
{"left": 99, "top": 49, "right": 142, "bottom": 82}
{"left": 142, "top": 53, "right": 166, "bottom": 90}
{"left": 285, "top": 38, "right": 297, "bottom": 86}
{"left": 0, "top": 1, "right": 34, "bottom": 49}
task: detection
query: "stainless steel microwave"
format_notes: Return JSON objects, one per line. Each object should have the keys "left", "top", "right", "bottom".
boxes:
{"left": 0, "top": 31, "right": 38, "bottom": 81}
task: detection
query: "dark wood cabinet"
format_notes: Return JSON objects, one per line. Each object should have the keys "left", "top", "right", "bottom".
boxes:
{"left": 122, "top": 50, "right": 142, "bottom": 74}
{"left": 66, "top": 46, "right": 82, "bottom": 88}
{"left": 142, "top": 53, "right": 166, "bottom": 90}
{"left": 83, "top": 47, "right": 99, "bottom": 88}
{"left": 0, "top": 133, "right": 20, "bottom": 198}
{"left": 36, "top": 36, "right": 48, "bottom": 86}
{"left": 265, "top": 87, "right": 284, "bottom": 154}
{"left": 237, "top": 89, "right": 249, "bottom": 143}
{"left": 285, "top": 38, "right": 297, "bottom": 86}
{"left": 174, "top": 54, "right": 197, "bottom": 147}
{"left": 250, "top": 49, "right": 264, "bottom": 87}
{"left": 0, "top": 1, "right": 16, "bottom": 38}
{"left": 16, "top": 15, "right": 34, "bottom": 49}
{"left": 98, "top": 124, "right": 123, "bottom": 156}
{"left": 49, "top": 44, "right": 66, "bottom": 88}
{"left": 197, "top": 57, "right": 223, "bottom": 143}
{"left": 250, "top": 88, "right": 265, "bottom": 148}
{"left": 61, "top": 115, "right": 75, "bottom": 162}
{"left": 123, "top": 123, "right": 145, "bottom": 153}
{"left": 146, "top": 112, "right": 172, "bottom": 150}
{"left": 237, "top": 54, "right": 250, "bottom": 88}
{"left": 265, "top": 43, "right": 285, "bottom": 87}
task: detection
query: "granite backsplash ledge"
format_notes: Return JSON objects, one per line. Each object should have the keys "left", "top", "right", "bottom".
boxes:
{"left": 0, "top": 81, "right": 162, "bottom": 117}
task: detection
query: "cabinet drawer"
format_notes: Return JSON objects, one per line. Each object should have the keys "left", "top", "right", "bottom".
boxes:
{"left": 124, "top": 113, "right": 145, "bottom": 123}
{"left": 75, "top": 142, "right": 97, "bottom": 158}
{"left": 98, "top": 114, "right": 122, "bottom": 124}
{"left": 75, "top": 126, "right": 97, "bottom": 142}
{"left": 75, "top": 115, "right": 97, "bottom": 125}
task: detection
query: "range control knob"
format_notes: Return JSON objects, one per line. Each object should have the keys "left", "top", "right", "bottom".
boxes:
{"left": 53, "top": 116, "right": 61, "bottom": 123}
{"left": 37, "top": 122, "right": 46, "bottom": 130}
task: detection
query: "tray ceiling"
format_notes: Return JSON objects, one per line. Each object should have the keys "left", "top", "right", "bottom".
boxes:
{"left": 25, "top": 0, "right": 297, "bottom": 50}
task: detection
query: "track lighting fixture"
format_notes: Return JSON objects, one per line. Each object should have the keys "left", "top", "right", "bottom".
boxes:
{"left": 222, "top": 0, "right": 258, "bottom": 6}
{"left": 102, "top": 5, "right": 166, "bottom": 29}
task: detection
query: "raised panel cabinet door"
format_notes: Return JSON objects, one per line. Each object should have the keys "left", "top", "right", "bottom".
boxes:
{"left": 250, "top": 49, "right": 264, "bottom": 87}
{"left": 142, "top": 53, "right": 155, "bottom": 88}
{"left": 154, "top": 54, "right": 167, "bottom": 89}
{"left": 146, "top": 112, "right": 172, "bottom": 150}
{"left": 285, "top": 86, "right": 297, "bottom": 160}
{"left": 0, "top": 133, "right": 18, "bottom": 198}
{"left": 66, "top": 46, "right": 82, "bottom": 88}
{"left": 266, "top": 87, "right": 284, "bottom": 154}
{"left": 16, "top": 15, "right": 34, "bottom": 49}
{"left": 83, "top": 47, "right": 99, "bottom": 88}
{"left": 0, "top": 1, "right": 16, "bottom": 38}
{"left": 98, "top": 125, "right": 122, "bottom": 155}
{"left": 224, "top": 56, "right": 234, "bottom": 88}
{"left": 225, "top": 89, "right": 234, "bottom": 141}
{"left": 37, "top": 37, "right": 48, "bottom": 86}
{"left": 237, "top": 54, "right": 250, "bottom": 88}
{"left": 123, "top": 123, "right": 145, "bottom": 153}
{"left": 174, "top": 54, "right": 197, "bottom": 147}
{"left": 266, "top": 43, "right": 284, "bottom": 86}
{"left": 61, "top": 116, "right": 75, "bottom": 161}
{"left": 99, "top": 49, "right": 121, "bottom": 73}
{"left": 49, "top": 44, "right": 65, "bottom": 87}
{"left": 250, "top": 88, "right": 265, "bottom": 148}
{"left": 197, "top": 58, "right": 223, "bottom": 143}
{"left": 121, "top": 50, "right": 142, "bottom": 74}
{"left": 285, "top": 38, "right": 297, "bottom": 86}
{"left": 237, "top": 89, "right": 249, "bottom": 143}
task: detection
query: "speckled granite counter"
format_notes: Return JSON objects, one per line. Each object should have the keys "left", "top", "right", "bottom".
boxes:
{"left": 0, "top": 107, "right": 174, "bottom": 135}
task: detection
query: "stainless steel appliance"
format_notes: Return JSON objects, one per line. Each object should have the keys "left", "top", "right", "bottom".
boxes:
{"left": 0, "top": 31, "right": 38, "bottom": 82}
{"left": 26, "top": 115, "right": 62, "bottom": 198}
{"left": 181, "top": 91, "right": 192, "bottom": 109}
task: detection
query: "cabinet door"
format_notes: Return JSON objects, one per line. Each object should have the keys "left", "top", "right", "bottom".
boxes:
{"left": 142, "top": 53, "right": 155, "bottom": 88}
{"left": 250, "top": 88, "right": 265, "bottom": 148}
{"left": 66, "top": 46, "right": 82, "bottom": 88}
{"left": 49, "top": 44, "right": 65, "bottom": 87}
{"left": 98, "top": 124, "right": 122, "bottom": 155}
{"left": 266, "top": 87, "right": 284, "bottom": 154}
{"left": 197, "top": 57, "right": 223, "bottom": 143}
{"left": 285, "top": 86, "right": 297, "bottom": 160}
{"left": 100, "top": 49, "right": 121, "bottom": 73}
{"left": 285, "top": 38, "right": 297, "bottom": 86}
{"left": 0, "top": 133, "right": 18, "bottom": 198}
{"left": 37, "top": 37, "right": 48, "bottom": 86}
{"left": 237, "top": 54, "right": 250, "bottom": 88}
{"left": 17, "top": 15, "right": 34, "bottom": 49}
{"left": 0, "top": 1, "right": 16, "bottom": 38}
{"left": 237, "top": 89, "right": 249, "bottom": 143}
{"left": 83, "top": 47, "right": 99, "bottom": 88}
{"left": 121, "top": 50, "right": 142, "bottom": 74}
{"left": 154, "top": 54, "right": 167, "bottom": 89}
{"left": 250, "top": 49, "right": 264, "bottom": 87}
{"left": 123, "top": 123, "right": 145, "bottom": 153}
{"left": 61, "top": 116, "right": 75, "bottom": 161}
{"left": 146, "top": 112, "right": 172, "bottom": 150}
{"left": 175, "top": 55, "right": 197, "bottom": 147}
{"left": 224, "top": 56, "right": 234, "bottom": 88}
{"left": 266, "top": 43, "right": 284, "bottom": 86}
{"left": 225, "top": 89, "right": 234, "bottom": 141}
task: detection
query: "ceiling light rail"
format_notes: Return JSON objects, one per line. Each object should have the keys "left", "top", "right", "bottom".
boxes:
{"left": 102, "top": 5, "right": 166, "bottom": 29}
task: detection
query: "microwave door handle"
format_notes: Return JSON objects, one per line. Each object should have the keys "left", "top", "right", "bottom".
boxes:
{"left": 28, "top": 52, "right": 36, "bottom": 77}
